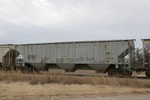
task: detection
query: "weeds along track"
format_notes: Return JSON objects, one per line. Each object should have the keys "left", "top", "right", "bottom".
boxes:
{"left": 0, "top": 71, "right": 150, "bottom": 88}
{"left": 40, "top": 70, "right": 148, "bottom": 80}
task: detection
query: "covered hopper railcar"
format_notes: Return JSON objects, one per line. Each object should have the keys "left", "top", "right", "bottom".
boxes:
{"left": 15, "top": 39, "right": 135, "bottom": 76}
{"left": 142, "top": 39, "right": 150, "bottom": 77}
{"left": 0, "top": 44, "right": 19, "bottom": 70}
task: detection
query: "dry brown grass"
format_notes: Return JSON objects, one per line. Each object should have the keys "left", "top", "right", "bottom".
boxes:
{"left": 0, "top": 71, "right": 150, "bottom": 100}
{"left": 0, "top": 82, "right": 150, "bottom": 100}
{"left": 0, "top": 71, "right": 150, "bottom": 88}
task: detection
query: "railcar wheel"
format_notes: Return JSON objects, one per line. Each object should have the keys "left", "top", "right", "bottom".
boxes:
{"left": 128, "top": 71, "right": 133, "bottom": 77}
{"left": 108, "top": 69, "right": 113, "bottom": 76}
{"left": 136, "top": 70, "right": 142, "bottom": 74}
{"left": 121, "top": 69, "right": 132, "bottom": 77}
{"left": 108, "top": 69, "right": 118, "bottom": 77}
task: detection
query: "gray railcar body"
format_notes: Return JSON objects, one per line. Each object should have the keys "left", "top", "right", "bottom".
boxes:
{"left": 16, "top": 39, "right": 135, "bottom": 72}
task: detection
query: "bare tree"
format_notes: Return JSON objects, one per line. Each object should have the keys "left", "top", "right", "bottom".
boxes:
{"left": 135, "top": 48, "right": 143, "bottom": 68}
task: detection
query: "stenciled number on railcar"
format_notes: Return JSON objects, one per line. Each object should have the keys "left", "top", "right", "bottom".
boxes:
{"left": 28, "top": 55, "right": 36, "bottom": 60}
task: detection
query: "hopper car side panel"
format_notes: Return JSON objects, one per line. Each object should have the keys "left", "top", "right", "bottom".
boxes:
{"left": 16, "top": 40, "right": 134, "bottom": 74}
{"left": 16, "top": 41, "right": 131, "bottom": 64}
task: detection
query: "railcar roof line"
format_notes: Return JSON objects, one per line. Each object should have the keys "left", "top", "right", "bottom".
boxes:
{"left": 141, "top": 39, "right": 150, "bottom": 41}
{"left": 14, "top": 39, "right": 136, "bottom": 46}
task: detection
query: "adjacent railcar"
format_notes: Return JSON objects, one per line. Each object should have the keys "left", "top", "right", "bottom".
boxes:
{"left": 0, "top": 44, "right": 19, "bottom": 70}
{"left": 16, "top": 39, "right": 135, "bottom": 76}
{"left": 142, "top": 39, "right": 150, "bottom": 77}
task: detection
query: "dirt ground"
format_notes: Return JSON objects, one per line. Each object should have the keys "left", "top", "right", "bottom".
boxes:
{"left": 1, "top": 93, "right": 150, "bottom": 100}
{"left": 61, "top": 94, "right": 150, "bottom": 100}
